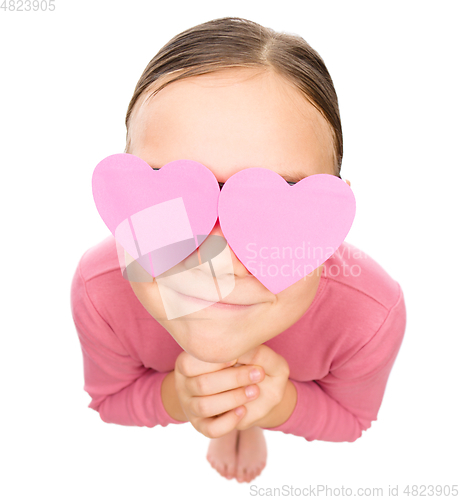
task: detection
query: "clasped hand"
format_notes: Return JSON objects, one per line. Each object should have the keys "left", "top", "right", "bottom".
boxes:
{"left": 174, "top": 344, "right": 290, "bottom": 439}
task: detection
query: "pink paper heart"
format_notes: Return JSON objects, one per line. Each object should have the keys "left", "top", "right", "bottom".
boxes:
{"left": 92, "top": 154, "right": 220, "bottom": 277}
{"left": 218, "top": 168, "right": 356, "bottom": 294}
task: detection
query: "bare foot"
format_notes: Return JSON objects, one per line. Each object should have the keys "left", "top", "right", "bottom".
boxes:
{"left": 206, "top": 428, "right": 239, "bottom": 480}
{"left": 235, "top": 426, "right": 267, "bottom": 483}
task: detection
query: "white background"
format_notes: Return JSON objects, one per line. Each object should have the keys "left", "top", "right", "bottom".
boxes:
{"left": 1, "top": 1, "right": 459, "bottom": 498}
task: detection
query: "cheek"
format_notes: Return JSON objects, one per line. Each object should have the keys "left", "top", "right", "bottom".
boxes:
{"left": 130, "top": 281, "right": 165, "bottom": 318}
{"left": 269, "top": 270, "right": 322, "bottom": 321}
{"left": 276, "top": 280, "right": 308, "bottom": 306}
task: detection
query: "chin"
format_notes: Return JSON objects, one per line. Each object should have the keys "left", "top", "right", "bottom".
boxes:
{"left": 178, "top": 332, "right": 245, "bottom": 364}
{"left": 191, "top": 351, "right": 237, "bottom": 364}
{"left": 183, "top": 341, "right": 239, "bottom": 364}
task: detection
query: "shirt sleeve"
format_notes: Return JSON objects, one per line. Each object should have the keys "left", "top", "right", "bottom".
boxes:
{"left": 261, "top": 284, "right": 406, "bottom": 442}
{"left": 70, "top": 259, "right": 186, "bottom": 428}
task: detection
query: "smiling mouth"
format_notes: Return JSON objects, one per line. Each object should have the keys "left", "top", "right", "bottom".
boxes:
{"left": 173, "top": 290, "right": 257, "bottom": 310}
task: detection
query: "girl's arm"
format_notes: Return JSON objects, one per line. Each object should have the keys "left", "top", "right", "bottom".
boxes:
{"left": 161, "top": 370, "right": 188, "bottom": 422}
{"left": 70, "top": 261, "right": 186, "bottom": 428}
{"left": 260, "top": 285, "right": 407, "bottom": 442}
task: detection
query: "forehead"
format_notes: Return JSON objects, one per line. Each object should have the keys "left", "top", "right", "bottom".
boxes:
{"left": 129, "top": 68, "right": 335, "bottom": 182}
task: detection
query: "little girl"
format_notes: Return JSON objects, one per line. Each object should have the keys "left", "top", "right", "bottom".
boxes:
{"left": 71, "top": 17, "right": 406, "bottom": 484}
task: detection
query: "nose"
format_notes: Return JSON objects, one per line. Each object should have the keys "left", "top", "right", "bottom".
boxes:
{"left": 203, "top": 218, "right": 253, "bottom": 278}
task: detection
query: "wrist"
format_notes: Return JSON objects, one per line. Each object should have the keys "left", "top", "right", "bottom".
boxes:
{"left": 161, "top": 370, "right": 188, "bottom": 422}
{"left": 257, "top": 379, "right": 297, "bottom": 428}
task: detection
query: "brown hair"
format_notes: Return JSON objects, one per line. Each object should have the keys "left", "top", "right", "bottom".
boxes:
{"left": 124, "top": 17, "right": 343, "bottom": 176}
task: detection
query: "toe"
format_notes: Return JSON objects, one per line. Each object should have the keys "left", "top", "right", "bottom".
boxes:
{"left": 226, "top": 463, "right": 236, "bottom": 479}
{"left": 236, "top": 467, "right": 246, "bottom": 483}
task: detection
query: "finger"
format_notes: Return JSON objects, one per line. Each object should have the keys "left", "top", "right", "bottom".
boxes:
{"left": 237, "top": 344, "right": 288, "bottom": 377}
{"left": 176, "top": 351, "right": 236, "bottom": 378}
{"left": 198, "top": 406, "right": 247, "bottom": 439}
{"left": 190, "top": 384, "right": 260, "bottom": 418}
{"left": 186, "top": 364, "right": 265, "bottom": 396}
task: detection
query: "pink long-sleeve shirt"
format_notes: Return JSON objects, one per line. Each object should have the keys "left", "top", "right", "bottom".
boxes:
{"left": 70, "top": 235, "right": 406, "bottom": 442}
